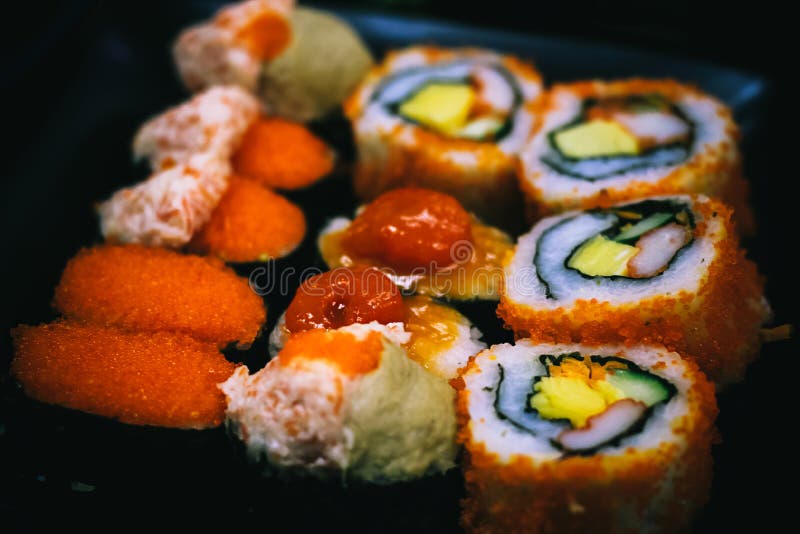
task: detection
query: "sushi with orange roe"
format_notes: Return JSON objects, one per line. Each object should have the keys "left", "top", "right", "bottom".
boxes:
{"left": 53, "top": 244, "right": 266, "bottom": 348}
{"left": 345, "top": 46, "right": 543, "bottom": 228}
{"left": 317, "top": 188, "right": 514, "bottom": 301}
{"left": 268, "top": 267, "right": 486, "bottom": 380}
{"left": 232, "top": 117, "right": 335, "bottom": 189}
{"left": 500, "top": 194, "right": 770, "bottom": 386}
{"left": 174, "top": 2, "right": 373, "bottom": 122}
{"left": 457, "top": 340, "right": 717, "bottom": 533}
{"left": 189, "top": 176, "right": 306, "bottom": 262}
{"left": 221, "top": 323, "right": 457, "bottom": 482}
{"left": 11, "top": 321, "right": 236, "bottom": 429}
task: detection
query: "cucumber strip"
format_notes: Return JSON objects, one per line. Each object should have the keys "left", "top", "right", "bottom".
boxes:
{"left": 613, "top": 212, "right": 673, "bottom": 242}
{"left": 605, "top": 368, "right": 674, "bottom": 407}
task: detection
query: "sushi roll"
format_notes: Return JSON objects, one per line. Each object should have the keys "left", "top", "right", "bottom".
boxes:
{"left": 345, "top": 46, "right": 543, "bottom": 228}
{"left": 269, "top": 267, "right": 486, "bottom": 380}
{"left": 99, "top": 86, "right": 332, "bottom": 259}
{"left": 500, "top": 194, "right": 770, "bottom": 385}
{"left": 317, "top": 188, "right": 513, "bottom": 301}
{"left": 221, "top": 322, "right": 458, "bottom": 483}
{"left": 457, "top": 340, "right": 717, "bottom": 533}
{"left": 519, "top": 79, "right": 753, "bottom": 231}
{"left": 174, "top": 1, "right": 374, "bottom": 122}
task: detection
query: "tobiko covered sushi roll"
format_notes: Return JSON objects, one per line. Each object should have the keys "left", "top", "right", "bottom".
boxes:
{"left": 457, "top": 340, "right": 717, "bottom": 533}
{"left": 318, "top": 188, "right": 513, "bottom": 301}
{"left": 221, "top": 323, "right": 457, "bottom": 483}
{"left": 269, "top": 267, "right": 486, "bottom": 380}
{"left": 500, "top": 195, "right": 770, "bottom": 385}
{"left": 520, "top": 79, "right": 753, "bottom": 231}
{"left": 345, "top": 46, "right": 543, "bottom": 227}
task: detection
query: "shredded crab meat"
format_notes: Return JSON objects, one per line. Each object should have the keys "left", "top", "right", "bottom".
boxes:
{"left": 174, "top": 0, "right": 294, "bottom": 92}
{"left": 133, "top": 86, "right": 261, "bottom": 168}
{"left": 99, "top": 155, "right": 230, "bottom": 247}
{"left": 101, "top": 87, "right": 261, "bottom": 247}
{"left": 628, "top": 222, "right": 691, "bottom": 278}
{"left": 220, "top": 359, "right": 352, "bottom": 470}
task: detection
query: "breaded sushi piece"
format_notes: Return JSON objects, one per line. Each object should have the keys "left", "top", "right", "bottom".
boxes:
{"left": 500, "top": 195, "right": 770, "bottom": 385}
{"left": 11, "top": 321, "right": 236, "bottom": 429}
{"left": 317, "top": 188, "right": 513, "bottom": 301}
{"left": 100, "top": 86, "right": 261, "bottom": 247}
{"left": 221, "top": 323, "right": 457, "bottom": 483}
{"left": 231, "top": 117, "right": 335, "bottom": 189}
{"left": 173, "top": 0, "right": 294, "bottom": 93}
{"left": 189, "top": 176, "right": 306, "bottom": 262}
{"left": 520, "top": 79, "right": 753, "bottom": 231}
{"left": 457, "top": 340, "right": 717, "bottom": 533}
{"left": 268, "top": 267, "right": 486, "bottom": 380}
{"left": 53, "top": 245, "right": 266, "bottom": 347}
{"left": 174, "top": 3, "right": 373, "bottom": 122}
{"left": 344, "top": 46, "right": 543, "bottom": 228}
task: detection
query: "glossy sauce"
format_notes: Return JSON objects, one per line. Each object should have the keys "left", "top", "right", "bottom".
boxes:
{"left": 285, "top": 267, "right": 405, "bottom": 332}
{"left": 340, "top": 188, "right": 473, "bottom": 272}
{"left": 403, "top": 295, "right": 460, "bottom": 371}
{"left": 320, "top": 217, "right": 512, "bottom": 301}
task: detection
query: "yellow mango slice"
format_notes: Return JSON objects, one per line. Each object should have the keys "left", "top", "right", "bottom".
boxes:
{"left": 530, "top": 376, "right": 625, "bottom": 428}
{"left": 399, "top": 84, "right": 476, "bottom": 134}
{"left": 567, "top": 235, "right": 639, "bottom": 277}
{"left": 554, "top": 119, "right": 639, "bottom": 158}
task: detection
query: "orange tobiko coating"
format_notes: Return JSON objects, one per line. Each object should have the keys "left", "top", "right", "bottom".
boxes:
{"left": 341, "top": 188, "right": 473, "bottom": 272}
{"left": 279, "top": 329, "right": 385, "bottom": 377}
{"left": 53, "top": 244, "right": 265, "bottom": 347}
{"left": 190, "top": 176, "right": 306, "bottom": 262}
{"left": 11, "top": 321, "right": 236, "bottom": 429}
{"left": 285, "top": 267, "right": 405, "bottom": 333}
{"left": 232, "top": 117, "right": 335, "bottom": 190}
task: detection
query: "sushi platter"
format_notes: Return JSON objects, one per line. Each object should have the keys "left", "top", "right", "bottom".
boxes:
{"left": 2, "top": 2, "right": 791, "bottom": 532}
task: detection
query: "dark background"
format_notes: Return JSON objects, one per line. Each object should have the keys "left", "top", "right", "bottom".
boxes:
{"left": 1, "top": 1, "right": 794, "bottom": 531}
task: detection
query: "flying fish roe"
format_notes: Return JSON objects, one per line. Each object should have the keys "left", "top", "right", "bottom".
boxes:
{"left": 232, "top": 117, "right": 335, "bottom": 189}
{"left": 189, "top": 176, "right": 306, "bottom": 262}
{"left": 53, "top": 245, "right": 266, "bottom": 347}
{"left": 279, "top": 329, "right": 385, "bottom": 377}
{"left": 11, "top": 321, "right": 236, "bottom": 429}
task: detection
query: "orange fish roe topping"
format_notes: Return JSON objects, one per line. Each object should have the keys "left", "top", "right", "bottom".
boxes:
{"left": 279, "top": 329, "right": 385, "bottom": 377}
{"left": 189, "top": 176, "right": 306, "bottom": 262}
{"left": 284, "top": 267, "right": 405, "bottom": 333}
{"left": 341, "top": 188, "right": 473, "bottom": 272}
{"left": 233, "top": 117, "right": 335, "bottom": 190}
{"left": 11, "top": 321, "right": 236, "bottom": 429}
{"left": 53, "top": 245, "right": 266, "bottom": 347}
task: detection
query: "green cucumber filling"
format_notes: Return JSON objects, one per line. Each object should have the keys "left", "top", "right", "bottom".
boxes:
{"left": 494, "top": 353, "right": 675, "bottom": 454}
{"left": 541, "top": 94, "right": 694, "bottom": 181}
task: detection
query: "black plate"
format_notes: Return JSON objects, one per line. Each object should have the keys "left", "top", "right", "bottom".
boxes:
{"left": 1, "top": 4, "right": 793, "bottom": 531}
